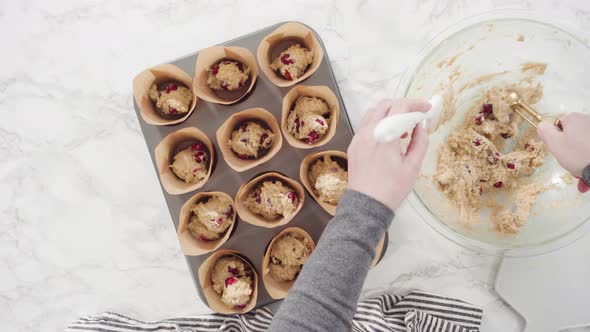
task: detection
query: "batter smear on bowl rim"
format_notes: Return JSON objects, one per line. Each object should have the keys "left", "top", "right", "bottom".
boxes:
{"left": 434, "top": 63, "right": 551, "bottom": 234}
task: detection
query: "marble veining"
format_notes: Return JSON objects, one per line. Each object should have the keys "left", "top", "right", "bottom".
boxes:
{"left": 2, "top": 0, "right": 590, "bottom": 331}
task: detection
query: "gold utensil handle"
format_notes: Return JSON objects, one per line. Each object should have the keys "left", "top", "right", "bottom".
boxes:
{"left": 507, "top": 91, "right": 563, "bottom": 132}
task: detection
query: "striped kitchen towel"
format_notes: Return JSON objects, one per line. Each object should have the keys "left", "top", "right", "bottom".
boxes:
{"left": 67, "top": 290, "right": 483, "bottom": 332}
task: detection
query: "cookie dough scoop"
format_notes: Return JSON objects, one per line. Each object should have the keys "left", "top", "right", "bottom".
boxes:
{"left": 507, "top": 91, "right": 563, "bottom": 131}
{"left": 373, "top": 95, "right": 443, "bottom": 143}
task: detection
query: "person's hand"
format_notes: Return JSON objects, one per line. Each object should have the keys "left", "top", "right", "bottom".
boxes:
{"left": 537, "top": 112, "right": 590, "bottom": 193}
{"left": 347, "top": 98, "right": 431, "bottom": 210}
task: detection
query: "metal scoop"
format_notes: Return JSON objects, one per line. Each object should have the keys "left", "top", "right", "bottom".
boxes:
{"left": 506, "top": 91, "right": 563, "bottom": 131}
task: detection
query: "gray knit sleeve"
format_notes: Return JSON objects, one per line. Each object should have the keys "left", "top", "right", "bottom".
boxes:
{"left": 269, "top": 190, "right": 394, "bottom": 332}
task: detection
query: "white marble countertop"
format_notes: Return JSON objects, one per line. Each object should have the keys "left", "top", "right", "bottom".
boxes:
{"left": 3, "top": 1, "right": 590, "bottom": 331}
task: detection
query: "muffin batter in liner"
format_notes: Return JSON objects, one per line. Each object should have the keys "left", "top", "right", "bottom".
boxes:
{"left": 216, "top": 108, "right": 282, "bottom": 172}
{"left": 235, "top": 172, "right": 304, "bottom": 228}
{"left": 194, "top": 46, "right": 258, "bottom": 105}
{"left": 133, "top": 64, "right": 197, "bottom": 125}
{"left": 154, "top": 127, "right": 215, "bottom": 195}
{"left": 300, "top": 150, "right": 348, "bottom": 216}
{"left": 262, "top": 227, "right": 315, "bottom": 299}
{"left": 281, "top": 85, "right": 340, "bottom": 149}
{"left": 177, "top": 191, "right": 237, "bottom": 256}
{"left": 198, "top": 250, "right": 258, "bottom": 314}
{"left": 257, "top": 22, "right": 323, "bottom": 87}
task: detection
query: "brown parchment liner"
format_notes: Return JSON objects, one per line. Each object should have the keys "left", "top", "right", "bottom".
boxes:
{"left": 300, "top": 150, "right": 347, "bottom": 216}
{"left": 193, "top": 46, "right": 258, "bottom": 105}
{"left": 261, "top": 227, "right": 316, "bottom": 299}
{"left": 235, "top": 172, "right": 305, "bottom": 228}
{"left": 372, "top": 235, "right": 386, "bottom": 268}
{"left": 133, "top": 64, "right": 197, "bottom": 126}
{"left": 256, "top": 22, "right": 324, "bottom": 87}
{"left": 177, "top": 191, "right": 236, "bottom": 256}
{"left": 154, "top": 127, "right": 215, "bottom": 195}
{"left": 281, "top": 85, "right": 340, "bottom": 149}
{"left": 197, "top": 250, "right": 259, "bottom": 314}
{"left": 216, "top": 108, "right": 283, "bottom": 172}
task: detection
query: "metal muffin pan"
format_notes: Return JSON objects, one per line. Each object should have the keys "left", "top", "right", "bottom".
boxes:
{"left": 132, "top": 21, "right": 388, "bottom": 310}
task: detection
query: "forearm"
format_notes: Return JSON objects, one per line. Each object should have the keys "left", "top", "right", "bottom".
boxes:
{"left": 269, "top": 190, "right": 394, "bottom": 332}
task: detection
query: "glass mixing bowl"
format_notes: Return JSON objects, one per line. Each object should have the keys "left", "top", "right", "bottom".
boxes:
{"left": 398, "top": 12, "right": 590, "bottom": 256}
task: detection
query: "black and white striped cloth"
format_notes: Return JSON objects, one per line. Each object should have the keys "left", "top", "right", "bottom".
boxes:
{"left": 67, "top": 291, "right": 483, "bottom": 332}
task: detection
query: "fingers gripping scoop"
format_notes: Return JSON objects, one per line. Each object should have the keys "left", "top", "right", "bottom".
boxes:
{"left": 373, "top": 95, "right": 443, "bottom": 143}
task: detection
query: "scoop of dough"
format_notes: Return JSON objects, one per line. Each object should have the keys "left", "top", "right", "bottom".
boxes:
{"left": 269, "top": 233, "right": 313, "bottom": 282}
{"left": 149, "top": 82, "right": 193, "bottom": 116}
{"left": 244, "top": 180, "right": 298, "bottom": 220}
{"left": 310, "top": 156, "right": 348, "bottom": 205}
{"left": 229, "top": 122, "right": 274, "bottom": 159}
{"left": 170, "top": 144, "right": 208, "bottom": 184}
{"left": 187, "top": 196, "right": 233, "bottom": 241}
{"left": 287, "top": 111, "right": 329, "bottom": 144}
{"left": 270, "top": 44, "right": 313, "bottom": 80}
{"left": 211, "top": 256, "right": 253, "bottom": 308}
{"left": 207, "top": 60, "right": 251, "bottom": 91}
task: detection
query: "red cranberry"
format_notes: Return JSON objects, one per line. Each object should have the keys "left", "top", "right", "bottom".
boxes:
{"left": 240, "top": 138, "right": 248, "bottom": 143}
{"left": 284, "top": 70, "right": 293, "bottom": 80}
{"left": 234, "top": 304, "right": 247, "bottom": 310}
{"left": 238, "top": 80, "right": 244, "bottom": 88}
{"left": 212, "top": 65, "right": 219, "bottom": 75}
{"left": 306, "top": 131, "right": 320, "bottom": 144}
{"left": 475, "top": 115, "right": 483, "bottom": 125}
{"left": 191, "top": 143, "right": 204, "bottom": 151}
{"left": 225, "top": 277, "right": 238, "bottom": 287}
{"left": 507, "top": 163, "right": 515, "bottom": 169}
{"left": 495, "top": 152, "right": 500, "bottom": 157}
{"left": 473, "top": 139, "right": 481, "bottom": 146}
{"left": 480, "top": 103, "right": 493, "bottom": 115}
{"left": 238, "top": 154, "right": 250, "bottom": 159}
{"left": 280, "top": 53, "right": 295, "bottom": 65}
{"left": 224, "top": 207, "right": 233, "bottom": 219}
{"left": 240, "top": 123, "right": 248, "bottom": 131}
{"left": 286, "top": 191, "right": 296, "bottom": 202}
{"left": 260, "top": 133, "right": 269, "bottom": 144}
{"left": 493, "top": 181, "right": 504, "bottom": 188}
{"left": 236, "top": 62, "right": 244, "bottom": 72}
{"left": 165, "top": 83, "right": 178, "bottom": 93}
{"left": 223, "top": 61, "right": 231, "bottom": 65}
{"left": 169, "top": 107, "right": 178, "bottom": 114}
{"left": 194, "top": 151, "right": 206, "bottom": 163}
{"left": 294, "top": 118, "right": 301, "bottom": 133}
{"left": 214, "top": 218, "right": 223, "bottom": 228}
{"left": 227, "top": 266, "right": 240, "bottom": 276}
{"left": 479, "top": 187, "right": 483, "bottom": 195}
{"left": 501, "top": 133, "right": 511, "bottom": 139}
{"left": 315, "top": 119, "right": 325, "bottom": 126}
{"left": 199, "top": 234, "right": 211, "bottom": 241}
{"left": 192, "top": 168, "right": 201, "bottom": 173}
{"left": 220, "top": 81, "right": 229, "bottom": 90}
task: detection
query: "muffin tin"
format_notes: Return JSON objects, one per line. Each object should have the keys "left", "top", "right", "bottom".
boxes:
{"left": 132, "top": 21, "right": 388, "bottom": 311}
